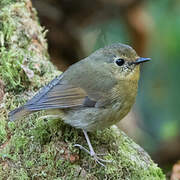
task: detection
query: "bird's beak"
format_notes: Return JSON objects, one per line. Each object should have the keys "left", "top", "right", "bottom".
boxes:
{"left": 133, "top": 57, "right": 151, "bottom": 65}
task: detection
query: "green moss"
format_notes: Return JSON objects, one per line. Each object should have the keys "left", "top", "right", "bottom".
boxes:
{"left": 0, "top": 116, "right": 166, "bottom": 179}
{"left": 0, "top": 117, "right": 7, "bottom": 143}
{"left": 0, "top": 0, "right": 165, "bottom": 179}
{"left": 0, "top": 1, "right": 53, "bottom": 92}
{"left": 0, "top": 0, "right": 17, "bottom": 9}
{"left": 0, "top": 48, "right": 25, "bottom": 91}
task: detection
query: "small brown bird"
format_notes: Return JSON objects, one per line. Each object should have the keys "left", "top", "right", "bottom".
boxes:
{"left": 9, "top": 43, "right": 150, "bottom": 166}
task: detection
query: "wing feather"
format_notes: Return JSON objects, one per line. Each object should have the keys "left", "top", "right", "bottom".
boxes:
{"left": 24, "top": 75, "right": 88, "bottom": 111}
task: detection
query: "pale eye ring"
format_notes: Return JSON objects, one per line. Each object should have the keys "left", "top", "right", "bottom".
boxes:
{"left": 115, "top": 58, "right": 125, "bottom": 66}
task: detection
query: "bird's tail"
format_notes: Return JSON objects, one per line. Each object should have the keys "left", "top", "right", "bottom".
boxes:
{"left": 8, "top": 106, "right": 30, "bottom": 121}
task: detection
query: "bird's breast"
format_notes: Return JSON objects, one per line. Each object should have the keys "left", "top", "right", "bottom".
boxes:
{"left": 107, "top": 79, "right": 139, "bottom": 122}
{"left": 61, "top": 80, "right": 139, "bottom": 131}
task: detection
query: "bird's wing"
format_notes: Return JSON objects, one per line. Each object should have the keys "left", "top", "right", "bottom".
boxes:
{"left": 24, "top": 74, "right": 95, "bottom": 111}
{"left": 24, "top": 57, "right": 117, "bottom": 111}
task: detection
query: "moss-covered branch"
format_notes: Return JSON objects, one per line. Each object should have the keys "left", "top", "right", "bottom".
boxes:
{"left": 0, "top": 0, "right": 165, "bottom": 179}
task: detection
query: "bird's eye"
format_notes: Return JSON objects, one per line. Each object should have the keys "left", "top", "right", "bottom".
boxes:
{"left": 115, "top": 58, "right": 125, "bottom": 66}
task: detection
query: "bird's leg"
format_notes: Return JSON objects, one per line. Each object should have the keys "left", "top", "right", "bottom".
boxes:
{"left": 74, "top": 130, "right": 112, "bottom": 167}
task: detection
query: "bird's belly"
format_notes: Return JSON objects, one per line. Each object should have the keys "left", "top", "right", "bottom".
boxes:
{"left": 62, "top": 101, "right": 132, "bottom": 131}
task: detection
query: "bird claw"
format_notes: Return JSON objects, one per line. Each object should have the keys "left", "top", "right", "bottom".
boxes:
{"left": 74, "top": 144, "right": 112, "bottom": 167}
{"left": 74, "top": 144, "right": 90, "bottom": 154}
{"left": 94, "top": 156, "right": 106, "bottom": 167}
{"left": 95, "top": 156, "right": 112, "bottom": 163}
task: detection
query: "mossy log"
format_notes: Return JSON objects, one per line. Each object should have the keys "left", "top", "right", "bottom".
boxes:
{"left": 0, "top": 0, "right": 165, "bottom": 179}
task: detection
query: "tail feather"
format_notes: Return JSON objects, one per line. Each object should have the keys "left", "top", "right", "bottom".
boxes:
{"left": 8, "top": 106, "right": 30, "bottom": 121}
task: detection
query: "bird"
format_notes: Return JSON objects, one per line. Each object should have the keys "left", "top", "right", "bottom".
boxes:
{"left": 9, "top": 43, "right": 150, "bottom": 166}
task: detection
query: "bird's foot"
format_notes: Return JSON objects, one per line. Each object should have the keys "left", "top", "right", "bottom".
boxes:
{"left": 74, "top": 144, "right": 112, "bottom": 167}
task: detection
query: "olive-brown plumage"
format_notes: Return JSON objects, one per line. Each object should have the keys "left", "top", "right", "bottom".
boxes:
{"left": 9, "top": 43, "right": 150, "bottom": 166}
